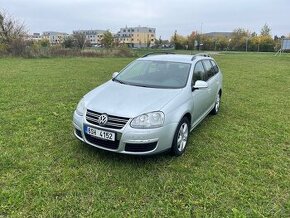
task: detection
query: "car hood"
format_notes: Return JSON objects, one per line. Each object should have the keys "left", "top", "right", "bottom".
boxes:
{"left": 84, "top": 80, "right": 181, "bottom": 118}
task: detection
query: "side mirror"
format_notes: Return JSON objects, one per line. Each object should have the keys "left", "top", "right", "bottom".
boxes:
{"left": 192, "top": 80, "right": 208, "bottom": 90}
{"left": 112, "top": 72, "right": 119, "bottom": 79}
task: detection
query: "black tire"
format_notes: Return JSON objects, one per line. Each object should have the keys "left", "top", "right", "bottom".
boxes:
{"left": 210, "top": 92, "right": 221, "bottom": 115}
{"left": 171, "top": 117, "right": 190, "bottom": 156}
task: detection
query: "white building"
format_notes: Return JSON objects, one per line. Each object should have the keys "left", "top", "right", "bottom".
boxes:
{"left": 25, "top": 33, "right": 42, "bottom": 41}
{"left": 73, "top": 30, "right": 106, "bottom": 45}
{"left": 42, "top": 31, "right": 69, "bottom": 44}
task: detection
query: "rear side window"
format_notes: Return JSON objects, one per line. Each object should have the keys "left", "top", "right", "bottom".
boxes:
{"left": 210, "top": 60, "right": 219, "bottom": 74}
{"left": 202, "top": 60, "right": 213, "bottom": 80}
{"left": 192, "top": 61, "right": 206, "bottom": 84}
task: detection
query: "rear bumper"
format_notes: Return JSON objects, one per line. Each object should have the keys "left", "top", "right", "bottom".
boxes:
{"left": 73, "top": 110, "right": 177, "bottom": 155}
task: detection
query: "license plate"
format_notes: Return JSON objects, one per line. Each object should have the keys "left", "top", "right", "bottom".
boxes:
{"left": 85, "top": 126, "right": 115, "bottom": 141}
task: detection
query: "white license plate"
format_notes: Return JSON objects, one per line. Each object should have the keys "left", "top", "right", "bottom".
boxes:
{"left": 85, "top": 126, "right": 115, "bottom": 141}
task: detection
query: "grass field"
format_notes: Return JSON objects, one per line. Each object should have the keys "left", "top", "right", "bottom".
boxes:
{"left": 0, "top": 53, "right": 289, "bottom": 217}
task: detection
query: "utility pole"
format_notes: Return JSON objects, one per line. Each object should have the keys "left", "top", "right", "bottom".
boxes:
{"left": 199, "top": 22, "right": 203, "bottom": 51}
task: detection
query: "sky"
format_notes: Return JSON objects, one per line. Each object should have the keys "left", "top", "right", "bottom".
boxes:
{"left": 1, "top": 0, "right": 289, "bottom": 39}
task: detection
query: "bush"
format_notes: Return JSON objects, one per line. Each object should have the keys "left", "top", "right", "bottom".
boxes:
{"left": 0, "top": 43, "right": 8, "bottom": 55}
{"left": 9, "top": 38, "right": 27, "bottom": 56}
{"left": 114, "top": 47, "right": 135, "bottom": 57}
{"left": 0, "top": 39, "right": 135, "bottom": 58}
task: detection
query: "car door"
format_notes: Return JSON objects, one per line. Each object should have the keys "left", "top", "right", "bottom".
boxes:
{"left": 191, "top": 61, "right": 211, "bottom": 125}
{"left": 210, "top": 59, "right": 221, "bottom": 96}
{"left": 202, "top": 59, "right": 219, "bottom": 108}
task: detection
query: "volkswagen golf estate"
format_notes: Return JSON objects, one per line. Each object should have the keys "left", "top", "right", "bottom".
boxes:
{"left": 73, "top": 53, "right": 223, "bottom": 156}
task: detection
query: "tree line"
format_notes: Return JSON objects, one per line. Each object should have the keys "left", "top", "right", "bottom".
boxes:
{"left": 1, "top": 9, "right": 289, "bottom": 57}
{"left": 170, "top": 24, "right": 288, "bottom": 52}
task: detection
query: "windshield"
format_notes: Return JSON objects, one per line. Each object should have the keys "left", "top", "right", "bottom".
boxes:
{"left": 114, "top": 60, "right": 191, "bottom": 89}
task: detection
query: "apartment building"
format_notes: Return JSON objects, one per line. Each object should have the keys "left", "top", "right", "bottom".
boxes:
{"left": 42, "top": 31, "right": 69, "bottom": 44}
{"left": 73, "top": 30, "right": 106, "bottom": 45}
{"left": 116, "top": 26, "right": 156, "bottom": 48}
{"left": 25, "top": 33, "right": 42, "bottom": 41}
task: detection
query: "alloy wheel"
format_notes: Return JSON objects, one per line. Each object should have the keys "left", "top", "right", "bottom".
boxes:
{"left": 177, "top": 123, "right": 189, "bottom": 152}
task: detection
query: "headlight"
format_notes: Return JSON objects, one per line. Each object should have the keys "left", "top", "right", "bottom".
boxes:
{"left": 130, "top": 111, "right": 165, "bottom": 129}
{"left": 76, "top": 98, "right": 85, "bottom": 116}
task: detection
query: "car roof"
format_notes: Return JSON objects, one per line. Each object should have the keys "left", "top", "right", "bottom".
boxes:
{"left": 138, "top": 53, "right": 213, "bottom": 64}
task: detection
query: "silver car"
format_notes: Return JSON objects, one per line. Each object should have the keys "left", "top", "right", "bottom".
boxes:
{"left": 73, "top": 53, "right": 223, "bottom": 156}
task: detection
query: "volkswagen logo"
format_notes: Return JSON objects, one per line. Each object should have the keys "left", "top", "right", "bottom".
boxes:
{"left": 98, "top": 114, "right": 108, "bottom": 126}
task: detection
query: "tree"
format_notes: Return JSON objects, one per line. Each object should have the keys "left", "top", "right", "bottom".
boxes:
{"left": 158, "top": 36, "right": 162, "bottom": 45}
{"left": 0, "top": 10, "right": 26, "bottom": 44}
{"left": 101, "top": 31, "right": 114, "bottom": 48}
{"left": 173, "top": 30, "right": 177, "bottom": 48}
{"left": 260, "top": 24, "right": 271, "bottom": 36}
{"left": 230, "top": 28, "right": 250, "bottom": 50}
{"left": 170, "top": 31, "right": 187, "bottom": 49}
{"left": 39, "top": 38, "right": 50, "bottom": 47}
{"left": 251, "top": 32, "right": 257, "bottom": 37}
{"left": 73, "top": 32, "right": 86, "bottom": 49}
{"left": 0, "top": 10, "right": 28, "bottom": 56}
{"left": 248, "top": 35, "right": 275, "bottom": 52}
{"left": 62, "top": 36, "right": 75, "bottom": 48}
{"left": 146, "top": 35, "right": 151, "bottom": 48}
{"left": 258, "top": 35, "right": 275, "bottom": 51}
{"left": 187, "top": 31, "right": 197, "bottom": 50}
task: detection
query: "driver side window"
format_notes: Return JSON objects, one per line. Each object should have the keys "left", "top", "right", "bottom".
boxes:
{"left": 192, "top": 61, "right": 205, "bottom": 85}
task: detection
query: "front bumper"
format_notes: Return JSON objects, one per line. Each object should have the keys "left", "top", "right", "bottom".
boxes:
{"left": 73, "top": 110, "right": 178, "bottom": 155}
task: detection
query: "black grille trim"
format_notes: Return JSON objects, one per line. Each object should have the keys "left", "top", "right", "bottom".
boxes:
{"left": 125, "top": 142, "right": 158, "bottom": 152}
{"left": 86, "top": 109, "right": 130, "bottom": 129}
{"left": 75, "top": 129, "right": 82, "bottom": 138}
{"left": 84, "top": 133, "right": 119, "bottom": 150}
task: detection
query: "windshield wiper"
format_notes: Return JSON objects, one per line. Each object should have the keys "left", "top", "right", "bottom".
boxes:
{"left": 113, "top": 78, "right": 126, "bottom": 84}
{"left": 133, "top": 84, "right": 151, "bottom": 88}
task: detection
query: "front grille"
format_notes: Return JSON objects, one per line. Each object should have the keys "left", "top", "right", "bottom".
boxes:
{"left": 86, "top": 109, "right": 130, "bottom": 129}
{"left": 125, "top": 142, "right": 158, "bottom": 152}
{"left": 84, "top": 133, "right": 119, "bottom": 150}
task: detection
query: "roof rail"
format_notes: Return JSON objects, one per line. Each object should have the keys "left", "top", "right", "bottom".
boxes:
{"left": 191, "top": 53, "right": 211, "bottom": 61}
{"left": 142, "top": 51, "right": 175, "bottom": 58}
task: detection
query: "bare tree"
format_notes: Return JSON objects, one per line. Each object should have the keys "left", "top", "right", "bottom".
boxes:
{"left": 0, "top": 10, "right": 26, "bottom": 44}
{"left": 73, "top": 33, "right": 87, "bottom": 49}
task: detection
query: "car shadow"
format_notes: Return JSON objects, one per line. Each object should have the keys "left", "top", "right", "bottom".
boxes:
{"left": 77, "top": 140, "right": 174, "bottom": 165}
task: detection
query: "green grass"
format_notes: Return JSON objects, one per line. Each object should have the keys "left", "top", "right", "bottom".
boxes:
{"left": 0, "top": 53, "right": 289, "bottom": 217}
